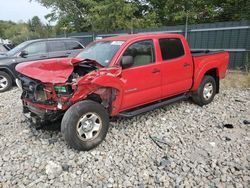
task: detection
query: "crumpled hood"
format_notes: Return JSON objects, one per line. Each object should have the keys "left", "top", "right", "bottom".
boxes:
{"left": 15, "top": 58, "right": 84, "bottom": 83}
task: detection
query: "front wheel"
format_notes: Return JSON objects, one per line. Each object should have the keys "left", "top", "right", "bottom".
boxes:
{"left": 192, "top": 75, "right": 216, "bottom": 106}
{"left": 0, "top": 71, "right": 12, "bottom": 92}
{"left": 61, "top": 100, "right": 109, "bottom": 151}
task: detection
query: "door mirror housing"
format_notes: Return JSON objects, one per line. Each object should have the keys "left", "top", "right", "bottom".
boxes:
{"left": 19, "top": 50, "right": 28, "bottom": 58}
{"left": 121, "top": 56, "right": 133, "bottom": 68}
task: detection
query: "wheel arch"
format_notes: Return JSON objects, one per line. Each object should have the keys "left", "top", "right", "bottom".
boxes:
{"left": 204, "top": 68, "right": 219, "bottom": 93}
{"left": 85, "top": 87, "right": 121, "bottom": 116}
{"left": 0, "top": 67, "right": 16, "bottom": 82}
{"left": 192, "top": 67, "right": 219, "bottom": 93}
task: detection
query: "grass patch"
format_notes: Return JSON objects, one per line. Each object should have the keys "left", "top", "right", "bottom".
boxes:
{"left": 221, "top": 71, "right": 250, "bottom": 89}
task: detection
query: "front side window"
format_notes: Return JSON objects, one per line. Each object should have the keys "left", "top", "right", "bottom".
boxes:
{"left": 77, "top": 41, "right": 124, "bottom": 67}
{"left": 6, "top": 41, "right": 30, "bottom": 56}
{"left": 159, "top": 38, "right": 185, "bottom": 61}
{"left": 48, "top": 41, "right": 66, "bottom": 52}
{"left": 122, "top": 40, "right": 155, "bottom": 67}
{"left": 23, "top": 42, "right": 46, "bottom": 55}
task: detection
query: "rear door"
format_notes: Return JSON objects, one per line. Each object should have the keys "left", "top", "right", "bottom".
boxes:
{"left": 64, "top": 41, "right": 84, "bottom": 57}
{"left": 47, "top": 40, "right": 67, "bottom": 58}
{"left": 119, "top": 40, "right": 162, "bottom": 110}
{"left": 159, "top": 37, "right": 193, "bottom": 97}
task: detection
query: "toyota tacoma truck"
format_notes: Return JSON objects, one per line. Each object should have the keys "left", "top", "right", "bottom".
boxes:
{"left": 15, "top": 34, "right": 229, "bottom": 151}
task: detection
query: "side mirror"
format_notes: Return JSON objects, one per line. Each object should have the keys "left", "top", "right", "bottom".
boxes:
{"left": 19, "top": 50, "right": 28, "bottom": 58}
{"left": 121, "top": 56, "right": 133, "bottom": 69}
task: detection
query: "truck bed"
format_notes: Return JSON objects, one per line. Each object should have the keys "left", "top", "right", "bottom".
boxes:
{"left": 191, "top": 50, "right": 225, "bottom": 57}
{"left": 191, "top": 50, "right": 229, "bottom": 91}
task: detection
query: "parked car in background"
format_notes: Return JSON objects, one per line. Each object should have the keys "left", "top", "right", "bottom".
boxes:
{"left": 16, "top": 33, "right": 229, "bottom": 151}
{"left": 0, "top": 44, "right": 8, "bottom": 53}
{"left": 3, "top": 43, "right": 15, "bottom": 51}
{"left": 0, "top": 43, "right": 14, "bottom": 56}
{"left": 0, "top": 38, "right": 84, "bottom": 92}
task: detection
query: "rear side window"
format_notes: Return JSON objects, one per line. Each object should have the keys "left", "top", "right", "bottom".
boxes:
{"left": 47, "top": 41, "right": 66, "bottom": 52}
{"left": 159, "top": 38, "right": 185, "bottom": 60}
{"left": 65, "top": 41, "right": 83, "bottom": 50}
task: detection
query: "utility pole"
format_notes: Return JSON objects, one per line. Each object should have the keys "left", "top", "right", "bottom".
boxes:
{"left": 185, "top": 12, "right": 188, "bottom": 39}
{"left": 184, "top": 1, "right": 189, "bottom": 39}
{"left": 131, "top": 18, "right": 134, "bottom": 34}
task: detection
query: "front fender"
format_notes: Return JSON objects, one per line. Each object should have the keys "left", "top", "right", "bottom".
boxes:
{"left": 92, "top": 75, "right": 125, "bottom": 115}
{"left": 0, "top": 66, "right": 16, "bottom": 80}
{"left": 70, "top": 67, "right": 125, "bottom": 115}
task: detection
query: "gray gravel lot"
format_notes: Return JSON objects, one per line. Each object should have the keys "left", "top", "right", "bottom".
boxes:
{"left": 0, "top": 87, "right": 250, "bottom": 187}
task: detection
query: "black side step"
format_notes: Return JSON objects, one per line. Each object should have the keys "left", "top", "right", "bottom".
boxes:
{"left": 118, "top": 93, "right": 190, "bottom": 118}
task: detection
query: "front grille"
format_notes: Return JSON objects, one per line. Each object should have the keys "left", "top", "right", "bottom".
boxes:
{"left": 19, "top": 75, "right": 47, "bottom": 102}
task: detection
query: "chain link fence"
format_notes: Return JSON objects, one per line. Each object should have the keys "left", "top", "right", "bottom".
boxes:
{"left": 59, "top": 20, "right": 250, "bottom": 71}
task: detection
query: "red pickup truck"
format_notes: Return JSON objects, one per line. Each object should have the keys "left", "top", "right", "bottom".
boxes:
{"left": 16, "top": 34, "right": 229, "bottom": 151}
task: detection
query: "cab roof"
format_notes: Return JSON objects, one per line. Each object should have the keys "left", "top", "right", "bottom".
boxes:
{"left": 98, "top": 33, "right": 184, "bottom": 42}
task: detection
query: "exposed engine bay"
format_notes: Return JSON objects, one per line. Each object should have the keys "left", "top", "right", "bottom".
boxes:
{"left": 16, "top": 58, "right": 122, "bottom": 123}
{"left": 18, "top": 62, "right": 99, "bottom": 108}
{"left": 68, "top": 63, "right": 98, "bottom": 83}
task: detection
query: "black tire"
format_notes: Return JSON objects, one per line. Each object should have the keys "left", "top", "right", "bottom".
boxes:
{"left": 192, "top": 75, "right": 216, "bottom": 106}
{"left": 0, "top": 71, "right": 12, "bottom": 93}
{"left": 61, "top": 100, "right": 109, "bottom": 151}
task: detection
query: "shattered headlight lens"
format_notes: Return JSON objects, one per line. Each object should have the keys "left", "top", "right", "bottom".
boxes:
{"left": 35, "top": 84, "right": 47, "bottom": 101}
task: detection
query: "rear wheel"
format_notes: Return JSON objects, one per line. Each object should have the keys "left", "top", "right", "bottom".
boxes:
{"left": 61, "top": 100, "right": 109, "bottom": 151}
{"left": 0, "top": 71, "right": 12, "bottom": 92}
{"left": 192, "top": 75, "right": 216, "bottom": 106}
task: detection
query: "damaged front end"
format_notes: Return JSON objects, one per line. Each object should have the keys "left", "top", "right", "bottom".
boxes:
{"left": 18, "top": 74, "right": 72, "bottom": 124}
{"left": 16, "top": 58, "right": 122, "bottom": 124}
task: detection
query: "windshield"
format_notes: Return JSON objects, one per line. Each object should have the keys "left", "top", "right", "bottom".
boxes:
{"left": 77, "top": 41, "right": 124, "bottom": 67}
{"left": 6, "top": 41, "right": 30, "bottom": 56}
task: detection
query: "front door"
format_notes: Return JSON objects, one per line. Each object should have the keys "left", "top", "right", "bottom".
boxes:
{"left": 120, "top": 40, "right": 162, "bottom": 111}
{"left": 12, "top": 41, "right": 48, "bottom": 75}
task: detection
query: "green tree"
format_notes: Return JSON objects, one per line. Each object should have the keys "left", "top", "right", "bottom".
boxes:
{"left": 34, "top": 0, "right": 158, "bottom": 32}
{"left": 28, "top": 16, "right": 53, "bottom": 38}
{"left": 0, "top": 17, "right": 55, "bottom": 44}
{"left": 33, "top": 0, "right": 250, "bottom": 33}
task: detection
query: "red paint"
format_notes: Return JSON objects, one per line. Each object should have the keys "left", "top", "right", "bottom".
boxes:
{"left": 16, "top": 33, "right": 229, "bottom": 117}
{"left": 16, "top": 58, "right": 78, "bottom": 83}
{"left": 15, "top": 58, "right": 101, "bottom": 83}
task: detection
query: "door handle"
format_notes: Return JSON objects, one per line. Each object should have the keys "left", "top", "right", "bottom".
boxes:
{"left": 40, "top": 55, "right": 47, "bottom": 58}
{"left": 66, "top": 52, "right": 71, "bottom": 55}
{"left": 152, "top": 69, "right": 160, "bottom": 73}
{"left": 183, "top": 63, "right": 191, "bottom": 67}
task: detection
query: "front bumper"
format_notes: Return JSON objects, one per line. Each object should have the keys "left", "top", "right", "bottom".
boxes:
{"left": 23, "top": 101, "right": 64, "bottom": 123}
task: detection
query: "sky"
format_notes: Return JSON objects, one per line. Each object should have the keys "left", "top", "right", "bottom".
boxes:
{"left": 0, "top": 0, "right": 53, "bottom": 24}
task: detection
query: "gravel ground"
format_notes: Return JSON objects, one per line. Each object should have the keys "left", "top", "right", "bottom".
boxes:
{"left": 0, "top": 87, "right": 250, "bottom": 188}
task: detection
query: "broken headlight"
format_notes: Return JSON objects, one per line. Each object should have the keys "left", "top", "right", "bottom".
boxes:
{"left": 54, "top": 85, "right": 73, "bottom": 95}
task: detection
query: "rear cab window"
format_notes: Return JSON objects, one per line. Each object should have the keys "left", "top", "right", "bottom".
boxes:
{"left": 159, "top": 38, "right": 185, "bottom": 61}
